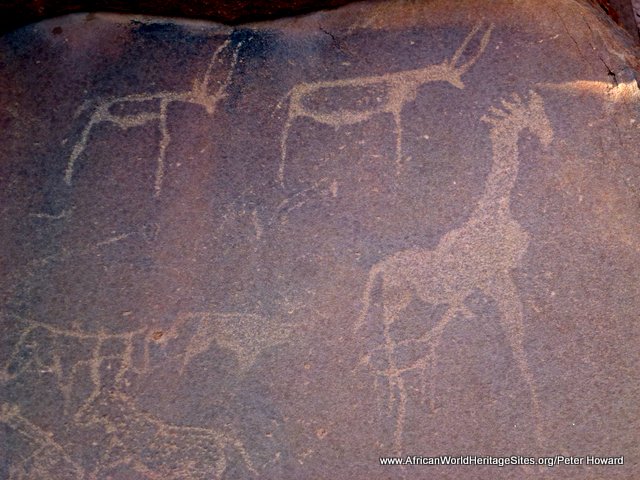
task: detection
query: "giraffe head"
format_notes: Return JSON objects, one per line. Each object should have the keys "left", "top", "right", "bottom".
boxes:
{"left": 482, "top": 90, "right": 554, "bottom": 148}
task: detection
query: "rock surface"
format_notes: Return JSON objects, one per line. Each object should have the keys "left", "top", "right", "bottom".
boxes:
{"left": 0, "top": 0, "right": 365, "bottom": 34}
{"left": 633, "top": 0, "right": 640, "bottom": 31}
{"left": 1, "top": 1, "right": 640, "bottom": 478}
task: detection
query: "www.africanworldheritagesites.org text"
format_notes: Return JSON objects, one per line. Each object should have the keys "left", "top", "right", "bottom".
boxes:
{"left": 379, "top": 455, "right": 624, "bottom": 467}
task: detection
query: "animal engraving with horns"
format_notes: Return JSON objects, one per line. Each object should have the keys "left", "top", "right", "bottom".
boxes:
{"left": 277, "top": 23, "right": 493, "bottom": 187}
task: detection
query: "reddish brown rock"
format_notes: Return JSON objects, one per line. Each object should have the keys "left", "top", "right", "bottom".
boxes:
{"left": 1, "top": 1, "right": 640, "bottom": 478}
{"left": 0, "top": 0, "right": 365, "bottom": 34}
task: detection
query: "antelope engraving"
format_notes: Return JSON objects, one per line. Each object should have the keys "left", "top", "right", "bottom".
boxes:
{"left": 158, "top": 311, "right": 297, "bottom": 374}
{"left": 277, "top": 22, "right": 493, "bottom": 187}
{"left": 64, "top": 38, "right": 241, "bottom": 197}
{"left": 0, "top": 403, "right": 85, "bottom": 479}
{"left": 75, "top": 390, "right": 256, "bottom": 479}
{"left": 355, "top": 91, "right": 553, "bottom": 453}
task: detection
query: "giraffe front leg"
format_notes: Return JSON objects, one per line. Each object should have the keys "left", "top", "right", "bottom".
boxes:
{"left": 380, "top": 280, "right": 414, "bottom": 455}
{"left": 491, "top": 275, "right": 544, "bottom": 448}
{"left": 420, "top": 304, "right": 469, "bottom": 412}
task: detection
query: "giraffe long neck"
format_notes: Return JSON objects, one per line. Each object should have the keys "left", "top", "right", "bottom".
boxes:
{"left": 473, "top": 128, "right": 521, "bottom": 219}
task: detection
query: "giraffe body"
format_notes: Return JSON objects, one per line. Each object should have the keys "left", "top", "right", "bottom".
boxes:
{"left": 379, "top": 214, "right": 529, "bottom": 307}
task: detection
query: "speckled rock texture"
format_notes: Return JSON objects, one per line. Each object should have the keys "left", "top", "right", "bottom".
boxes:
{"left": 0, "top": 0, "right": 368, "bottom": 34}
{"left": 633, "top": 0, "right": 640, "bottom": 30}
{"left": 1, "top": 1, "right": 640, "bottom": 478}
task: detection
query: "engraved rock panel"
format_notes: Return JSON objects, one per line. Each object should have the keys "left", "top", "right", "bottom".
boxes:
{"left": 1, "top": 1, "right": 640, "bottom": 478}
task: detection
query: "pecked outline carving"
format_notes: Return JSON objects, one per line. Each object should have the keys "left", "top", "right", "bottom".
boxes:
{"left": 64, "top": 38, "right": 242, "bottom": 197}
{"left": 75, "top": 389, "right": 257, "bottom": 479}
{"left": 156, "top": 310, "right": 298, "bottom": 374}
{"left": 355, "top": 91, "right": 553, "bottom": 454}
{"left": 1, "top": 305, "right": 299, "bottom": 477}
{"left": 1, "top": 316, "right": 154, "bottom": 414}
{"left": 277, "top": 22, "right": 493, "bottom": 188}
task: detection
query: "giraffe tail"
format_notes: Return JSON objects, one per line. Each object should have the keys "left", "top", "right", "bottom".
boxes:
{"left": 353, "top": 262, "right": 384, "bottom": 333}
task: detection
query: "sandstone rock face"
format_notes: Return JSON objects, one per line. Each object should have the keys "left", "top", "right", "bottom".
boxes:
{"left": 633, "top": 0, "right": 640, "bottom": 30}
{"left": 1, "top": 1, "right": 640, "bottom": 478}
{"left": 0, "top": 0, "right": 364, "bottom": 34}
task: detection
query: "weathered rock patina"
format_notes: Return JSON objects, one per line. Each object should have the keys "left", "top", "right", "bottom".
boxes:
{"left": 1, "top": 0, "right": 639, "bottom": 478}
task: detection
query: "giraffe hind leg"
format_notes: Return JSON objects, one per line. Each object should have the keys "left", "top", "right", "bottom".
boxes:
{"left": 491, "top": 277, "right": 544, "bottom": 447}
{"left": 380, "top": 283, "right": 413, "bottom": 412}
{"left": 421, "top": 305, "right": 465, "bottom": 411}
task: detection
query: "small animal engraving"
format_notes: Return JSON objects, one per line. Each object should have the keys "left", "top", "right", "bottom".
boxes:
{"left": 64, "top": 38, "right": 241, "bottom": 197}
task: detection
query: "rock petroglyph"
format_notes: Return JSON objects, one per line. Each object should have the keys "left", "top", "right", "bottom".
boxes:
{"left": 159, "top": 311, "right": 298, "bottom": 374}
{"left": 75, "top": 390, "right": 257, "bottom": 479}
{"left": 1, "top": 315, "right": 260, "bottom": 477}
{"left": 277, "top": 22, "right": 493, "bottom": 187}
{"left": 64, "top": 38, "right": 241, "bottom": 197}
{"left": 0, "top": 403, "right": 85, "bottom": 479}
{"left": 355, "top": 91, "right": 553, "bottom": 454}
{"left": 1, "top": 316, "right": 159, "bottom": 415}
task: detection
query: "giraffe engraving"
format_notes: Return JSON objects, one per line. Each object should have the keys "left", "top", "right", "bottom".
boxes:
{"left": 354, "top": 91, "right": 554, "bottom": 454}
{"left": 277, "top": 22, "right": 493, "bottom": 188}
{"left": 64, "top": 38, "right": 241, "bottom": 197}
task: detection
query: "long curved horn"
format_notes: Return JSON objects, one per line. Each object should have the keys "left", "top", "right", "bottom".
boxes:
{"left": 448, "top": 22, "right": 494, "bottom": 75}
{"left": 195, "top": 38, "right": 231, "bottom": 94}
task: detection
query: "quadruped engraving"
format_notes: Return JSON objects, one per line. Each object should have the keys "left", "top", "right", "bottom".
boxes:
{"left": 64, "top": 39, "right": 241, "bottom": 197}
{"left": 355, "top": 91, "right": 553, "bottom": 454}
{"left": 277, "top": 23, "right": 493, "bottom": 187}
